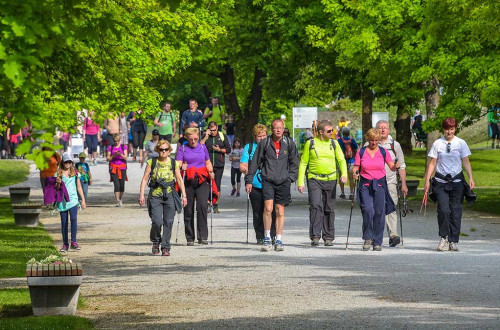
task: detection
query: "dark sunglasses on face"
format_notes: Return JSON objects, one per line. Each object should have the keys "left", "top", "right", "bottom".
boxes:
{"left": 325, "top": 129, "right": 334, "bottom": 133}
{"left": 446, "top": 143, "right": 451, "bottom": 153}
{"left": 210, "top": 129, "right": 217, "bottom": 132}
{"left": 158, "top": 148, "right": 169, "bottom": 152}
{"left": 64, "top": 160, "right": 73, "bottom": 164}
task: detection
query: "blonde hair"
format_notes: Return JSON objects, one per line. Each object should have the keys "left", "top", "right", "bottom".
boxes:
{"left": 113, "top": 133, "right": 121, "bottom": 141}
{"left": 154, "top": 140, "right": 172, "bottom": 153}
{"left": 252, "top": 124, "right": 267, "bottom": 139}
{"left": 184, "top": 127, "right": 199, "bottom": 138}
{"left": 56, "top": 160, "right": 76, "bottom": 178}
{"left": 365, "top": 128, "right": 381, "bottom": 141}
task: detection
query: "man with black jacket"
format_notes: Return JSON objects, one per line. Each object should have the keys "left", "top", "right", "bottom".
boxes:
{"left": 202, "top": 121, "right": 231, "bottom": 213}
{"left": 245, "top": 118, "right": 299, "bottom": 252}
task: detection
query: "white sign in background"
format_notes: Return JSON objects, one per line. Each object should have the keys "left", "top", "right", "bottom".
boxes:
{"left": 292, "top": 107, "right": 318, "bottom": 143}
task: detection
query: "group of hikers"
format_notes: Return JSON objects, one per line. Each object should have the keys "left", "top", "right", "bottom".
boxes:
{"left": 26, "top": 99, "right": 475, "bottom": 257}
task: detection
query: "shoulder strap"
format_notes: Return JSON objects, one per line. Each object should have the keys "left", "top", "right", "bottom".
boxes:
{"left": 218, "top": 131, "right": 225, "bottom": 141}
{"left": 248, "top": 142, "right": 254, "bottom": 156}
{"left": 330, "top": 138, "right": 336, "bottom": 151}
{"left": 151, "top": 157, "right": 158, "bottom": 172}
{"left": 309, "top": 138, "right": 318, "bottom": 158}
{"left": 380, "top": 146, "right": 386, "bottom": 160}
{"left": 159, "top": 112, "right": 163, "bottom": 122}
{"left": 171, "top": 157, "right": 175, "bottom": 172}
{"left": 359, "top": 147, "right": 387, "bottom": 163}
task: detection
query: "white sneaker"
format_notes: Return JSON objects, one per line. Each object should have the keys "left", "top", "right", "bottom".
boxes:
{"left": 119, "top": 200, "right": 123, "bottom": 207}
{"left": 116, "top": 202, "right": 121, "bottom": 207}
{"left": 261, "top": 237, "right": 272, "bottom": 252}
{"left": 437, "top": 237, "right": 449, "bottom": 251}
{"left": 449, "top": 242, "right": 459, "bottom": 251}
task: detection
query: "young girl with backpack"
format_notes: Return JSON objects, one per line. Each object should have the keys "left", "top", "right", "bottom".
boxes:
{"left": 56, "top": 153, "right": 87, "bottom": 252}
{"left": 229, "top": 138, "right": 243, "bottom": 197}
{"left": 107, "top": 133, "right": 128, "bottom": 207}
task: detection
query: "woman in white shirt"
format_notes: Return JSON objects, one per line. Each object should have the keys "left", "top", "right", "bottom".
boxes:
{"left": 424, "top": 118, "right": 474, "bottom": 252}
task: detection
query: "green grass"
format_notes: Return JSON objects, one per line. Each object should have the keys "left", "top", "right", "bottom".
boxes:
{"left": 0, "top": 198, "right": 60, "bottom": 278}
{"left": 0, "top": 160, "right": 30, "bottom": 187}
{"left": 0, "top": 288, "right": 93, "bottom": 329}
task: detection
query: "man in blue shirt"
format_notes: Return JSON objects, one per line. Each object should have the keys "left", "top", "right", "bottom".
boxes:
{"left": 180, "top": 99, "right": 205, "bottom": 138}
{"left": 240, "top": 124, "right": 276, "bottom": 244}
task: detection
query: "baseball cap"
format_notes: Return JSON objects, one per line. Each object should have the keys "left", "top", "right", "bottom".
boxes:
{"left": 152, "top": 129, "right": 160, "bottom": 135}
{"left": 62, "top": 153, "right": 73, "bottom": 163}
{"left": 78, "top": 152, "right": 87, "bottom": 158}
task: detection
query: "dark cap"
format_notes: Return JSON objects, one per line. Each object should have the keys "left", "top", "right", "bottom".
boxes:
{"left": 152, "top": 129, "right": 159, "bottom": 135}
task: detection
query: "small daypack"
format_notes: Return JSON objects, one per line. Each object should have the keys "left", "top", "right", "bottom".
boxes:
{"left": 342, "top": 138, "right": 353, "bottom": 160}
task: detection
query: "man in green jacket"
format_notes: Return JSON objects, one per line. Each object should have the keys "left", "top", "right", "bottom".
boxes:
{"left": 488, "top": 106, "right": 499, "bottom": 149}
{"left": 298, "top": 120, "right": 347, "bottom": 246}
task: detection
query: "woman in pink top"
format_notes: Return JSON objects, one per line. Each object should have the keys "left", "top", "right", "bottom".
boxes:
{"left": 353, "top": 128, "right": 399, "bottom": 251}
{"left": 83, "top": 110, "right": 101, "bottom": 165}
{"left": 107, "top": 133, "right": 128, "bottom": 207}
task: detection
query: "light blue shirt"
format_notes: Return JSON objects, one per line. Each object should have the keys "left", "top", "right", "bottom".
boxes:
{"left": 241, "top": 142, "right": 263, "bottom": 188}
{"left": 56, "top": 175, "right": 80, "bottom": 212}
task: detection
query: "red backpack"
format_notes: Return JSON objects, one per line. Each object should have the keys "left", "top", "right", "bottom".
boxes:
{"left": 343, "top": 138, "right": 353, "bottom": 160}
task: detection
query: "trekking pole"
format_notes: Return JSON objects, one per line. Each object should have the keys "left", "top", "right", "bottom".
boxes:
{"left": 246, "top": 192, "right": 250, "bottom": 244}
{"left": 210, "top": 179, "right": 213, "bottom": 245}
{"left": 345, "top": 171, "right": 359, "bottom": 249}
{"left": 396, "top": 169, "right": 403, "bottom": 246}
{"left": 175, "top": 170, "right": 186, "bottom": 244}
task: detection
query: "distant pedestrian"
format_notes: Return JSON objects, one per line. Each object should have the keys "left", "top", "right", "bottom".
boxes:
{"left": 154, "top": 102, "right": 177, "bottom": 142}
{"left": 118, "top": 112, "right": 129, "bottom": 147}
{"left": 141, "top": 129, "right": 160, "bottom": 167}
{"left": 56, "top": 153, "right": 86, "bottom": 252}
{"left": 424, "top": 118, "right": 475, "bottom": 252}
{"left": 75, "top": 152, "right": 92, "bottom": 203}
{"left": 229, "top": 138, "right": 243, "bottom": 197}
{"left": 223, "top": 115, "right": 235, "bottom": 146}
{"left": 83, "top": 110, "right": 101, "bottom": 165}
{"left": 139, "top": 140, "right": 187, "bottom": 256}
{"left": 246, "top": 118, "right": 299, "bottom": 252}
{"left": 353, "top": 128, "right": 399, "bottom": 251}
{"left": 298, "top": 120, "right": 348, "bottom": 246}
{"left": 338, "top": 127, "right": 358, "bottom": 200}
{"left": 180, "top": 99, "right": 205, "bottom": 138}
{"left": 204, "top": 97, "right": 225, "bottom": 130}
{"left": 107, "top": 133, "right": 128, "bottom": 207}
{"left": 104, "top": 113, "right": 119, "bottom": 146}
{"left": 487, "top": 106, "right": 499, "bottom": 149}
{"left": 127, "top": 108, "right": 147, "bottom": 162}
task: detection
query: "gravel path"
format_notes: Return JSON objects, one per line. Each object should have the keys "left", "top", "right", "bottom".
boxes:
{"left": 2, "top": 159, "right": 500, "bottom": 329}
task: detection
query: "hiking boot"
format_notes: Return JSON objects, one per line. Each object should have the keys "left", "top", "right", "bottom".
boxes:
{"left": 311, "top": 238, "right": 320, "bottom": 246}
{"left": 256, "top": 238, "right": 264, "bottom": 245}
{"left": 274, "top": 240, "right": 284, "bottom": 252}
{"left": 60, "top": 244, "right": 68, "bottom": 252}
{"left": 152, "top": 243, "right": 160, "bottom": 255}
{"left": 324, "top": 240, "right": 334, "bottom": 246}
{"left": 449, "top": 242, "right": 459, "bottom": 251}
{"left": 115, "top": 201, "right": 121, "bottom": 207}
{"left": 161, "top": 247, "right": 170, "bottom": 256}
{"left": 373, "top": 245, "right": 382, "bottom": 251}
{"left": 186, "top": 241, "right": 194, "bottom": 246}
{"left": 231, "top": 188, "right": 236, "bottom": 196}
{"left": 213, "top": 205, "right": 220, "bottom": 213}
{"left": 261, "top": 237, "right": 272, "bottom": 252}
{"left": 437, "top": 237, "right": 449, "bottom": 252}
{"left": 348, "top": 194, "right": 354, "bottom": 200}
{"left": 198, "top": 239, "right": 208, "bottom": 245}
{"left": 389, "top": 235, "right": 401, "bottom": 247}
{"left": 363, "top": 239, "right": 373, "bottom": 251}
{"left": 236, "top": 191, "right": 240, "bottom": 197}
{"left": 339, "top": 193, "right": 346, "bottom": 199}
{"left": 70, "top": 241, "right": 81, "bottom": 250}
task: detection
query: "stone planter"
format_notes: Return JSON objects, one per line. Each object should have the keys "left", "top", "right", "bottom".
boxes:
{"left": 405, "top": 180, "right": 420, "bottom": 197}
{"left": 26, "top": 263, "right": 83, "bottom": 316}
{"left": 12, "top": 203, "right": 43, "bottom": 227}
{"left": 9, "top": 187, "right": 31, "bottom": 204}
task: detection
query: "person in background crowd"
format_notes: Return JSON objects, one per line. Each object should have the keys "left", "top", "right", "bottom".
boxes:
{"left": 107, "top": 133, "right": 128, "bottom": 207}
{"left": 223, "top": 115, "right": 235, "bottom": 146}
{"left": 83, "top": 110, "right": 101, "bottom": 165}
{"left": 338, "top": 127, "right": 358, "bottom": 200}
{"left": 180, "top": 99, "right": 205, "bottom": 138}
{"left": 412, "top": 111, "right": 426, "bottom": 148}
{"left": 118, "top": 111, "right": 129, "bottom": 148}
{"left": 424, "top": 117, "right": 475, "bottom": 252}
{"left": 154, "top": 102, "right": 176, "bottom": 142}
{"left": 104, "top": 112, "right": 119, "bottom": 146}
{"left": 7, "top": 125, "right": 22, "bottom": 158}
{"left": 127, "top": 108, "right": 148, "bottom": 162}
{"left": 100, "top": 128, "right": 109, "bottom": 158}
{"left": 246, "top": 119, "right": 299, "bottom": 252}
{"left": 298, "top": 120, "right": 347, "bottom": 247}
{"left": 39, "top": 147, "right": 62, "bottom": 198}
{"left": 56, "top": 153, "right": 86, "bottom": 252}
{"left": 175, "top": 127, "right": 215, "bottom": 246}
{"left": 335, "top": 116, "right": 350, "bottom": 139}
{"left": 2, "top": 112, "right": 13, "bottom": 158}
{"left": 0, "top": 120, "right": 7, "bottom": 159}
{"left": 283, "top": 128, "right": 290, "bottom": 138}
{"left": 229, "top": 138, "right": 243, "bottom": 197}
{"left": 374, "top": 120, "right": 407, "bottom": 247}
{"left": 204, "top": 97, "right": 225, "bottom": 130}
{"left": 487, "top": 106, "right": 499, "bottom": 149}
{"left": 75, "top": 152, "right": 92, "bottom": 203}
{"left": 353, "top": 128, "right": 399, "bottom": 251}
{"left": 139, "top": 140, "right": 187, "bottom": 256}
{"left": 142, "top": 129, "right": 160, "bottom": 167}
{"left": 202, "top": 121, "right": 231, "bottom": 213}
{"left": 240, "top": 124, "right": 277, "bottom": 244}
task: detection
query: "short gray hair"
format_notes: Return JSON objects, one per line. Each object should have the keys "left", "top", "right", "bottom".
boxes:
{"left": 376, "top": 120, "right": 389, "bottom": 128}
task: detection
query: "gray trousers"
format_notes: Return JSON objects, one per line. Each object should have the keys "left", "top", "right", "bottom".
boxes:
{"left": 149, "top": 195, "right": 175, "bottom": 249}
{"left": 385, "top": 182, "right": 399, "bottom": 237}
{"left": 307, "top": 178, "right": 336, "bottom": 241}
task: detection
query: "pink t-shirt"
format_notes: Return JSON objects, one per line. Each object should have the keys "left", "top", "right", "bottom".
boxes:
{"left": 354, "top": 147, "right": 392, "bottom": 180}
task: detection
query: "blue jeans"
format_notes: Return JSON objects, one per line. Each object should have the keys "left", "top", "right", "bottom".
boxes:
{"left": 60, "top": 205, "right": 78, "bottom": 246}
{"left": 79, "top": 181, "right": 88, "bottom": 202}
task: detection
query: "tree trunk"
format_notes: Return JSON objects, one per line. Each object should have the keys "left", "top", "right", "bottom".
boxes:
{"left": 424, "top": 76, "right": 441, "bottom": 170}
{"left": 202, "top": 85, "right": 212, "bottom": 105}
{"left": 361, "top": 86, "right": 373, "bottom": 144}
{"left": 394, "top": 103, "right": 412, "bottom": 155}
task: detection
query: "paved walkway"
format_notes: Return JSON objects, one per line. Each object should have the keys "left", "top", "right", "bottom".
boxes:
{"left": 1, "top": 159, "right": 500, "bottom": 329}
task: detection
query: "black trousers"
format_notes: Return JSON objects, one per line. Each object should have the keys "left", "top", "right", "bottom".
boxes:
{"left": 307, "top": 178, "right": 336, "bottom": 241}
{"left": 184, "top": 179, "right": 210, "bottom": 242}
{"left": 433, "top": 180, "right": 464, "bottom": 243}
{"left": 109, "top": 169, "right": 126, "bottom": 193}
{"left": 249, "top": 187, "right": 276, "bottom": 240}
{"left": 213, "top": 166, "right": 224, "bottom": 194}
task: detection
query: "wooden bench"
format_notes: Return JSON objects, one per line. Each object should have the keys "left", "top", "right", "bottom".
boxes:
{"left": 26, "top": 263, "right": 83, "bottom": 277}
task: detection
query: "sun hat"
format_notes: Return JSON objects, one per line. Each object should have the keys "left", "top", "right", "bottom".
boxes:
{"left": 78, "top": 152, "right": 87, "bottom": 158}
{"left": 62, "top": 153, "right": 73, "bottom": 163}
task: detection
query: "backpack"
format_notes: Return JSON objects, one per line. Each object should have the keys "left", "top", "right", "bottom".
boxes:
{"left": 148, "top": 156, "right": 176, "bottom": 187}
{"left": 342, "top": 138, "right": 353, "bottom": 160}
{"left": 308, "top": 137, "right": 339, "bottom": 174}
{"left": 157, "top": 111, "right": 174, "bottom": 127}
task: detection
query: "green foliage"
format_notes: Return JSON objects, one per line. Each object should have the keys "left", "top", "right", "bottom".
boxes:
{"left": 0, "top": 160, "right": 29, "bottom": 187}
{"left": 0, "top": 198, "right": 59, "bottom": 278}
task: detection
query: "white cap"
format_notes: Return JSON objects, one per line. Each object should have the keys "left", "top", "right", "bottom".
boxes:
{"left": 280, "top": 114, "right": 286, "bottom": 120}
{"left": 62, "top": 153, "right": 73, "bottom": 163}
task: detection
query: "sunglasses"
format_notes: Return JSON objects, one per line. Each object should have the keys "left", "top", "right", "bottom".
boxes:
{"left": 158, "top": 148, "right": 169, "bottom": 152}
{"left": 64, "top": 160, "right": 73, "bottom": 164}
{"left": 325, "top": 129, "right": 334, "bottom": 133}
{"left": 446, "top": 143, "right": 451, "bottom": 153}
{"left": 210, "top": 129, "right": 217, "bottom": 132}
